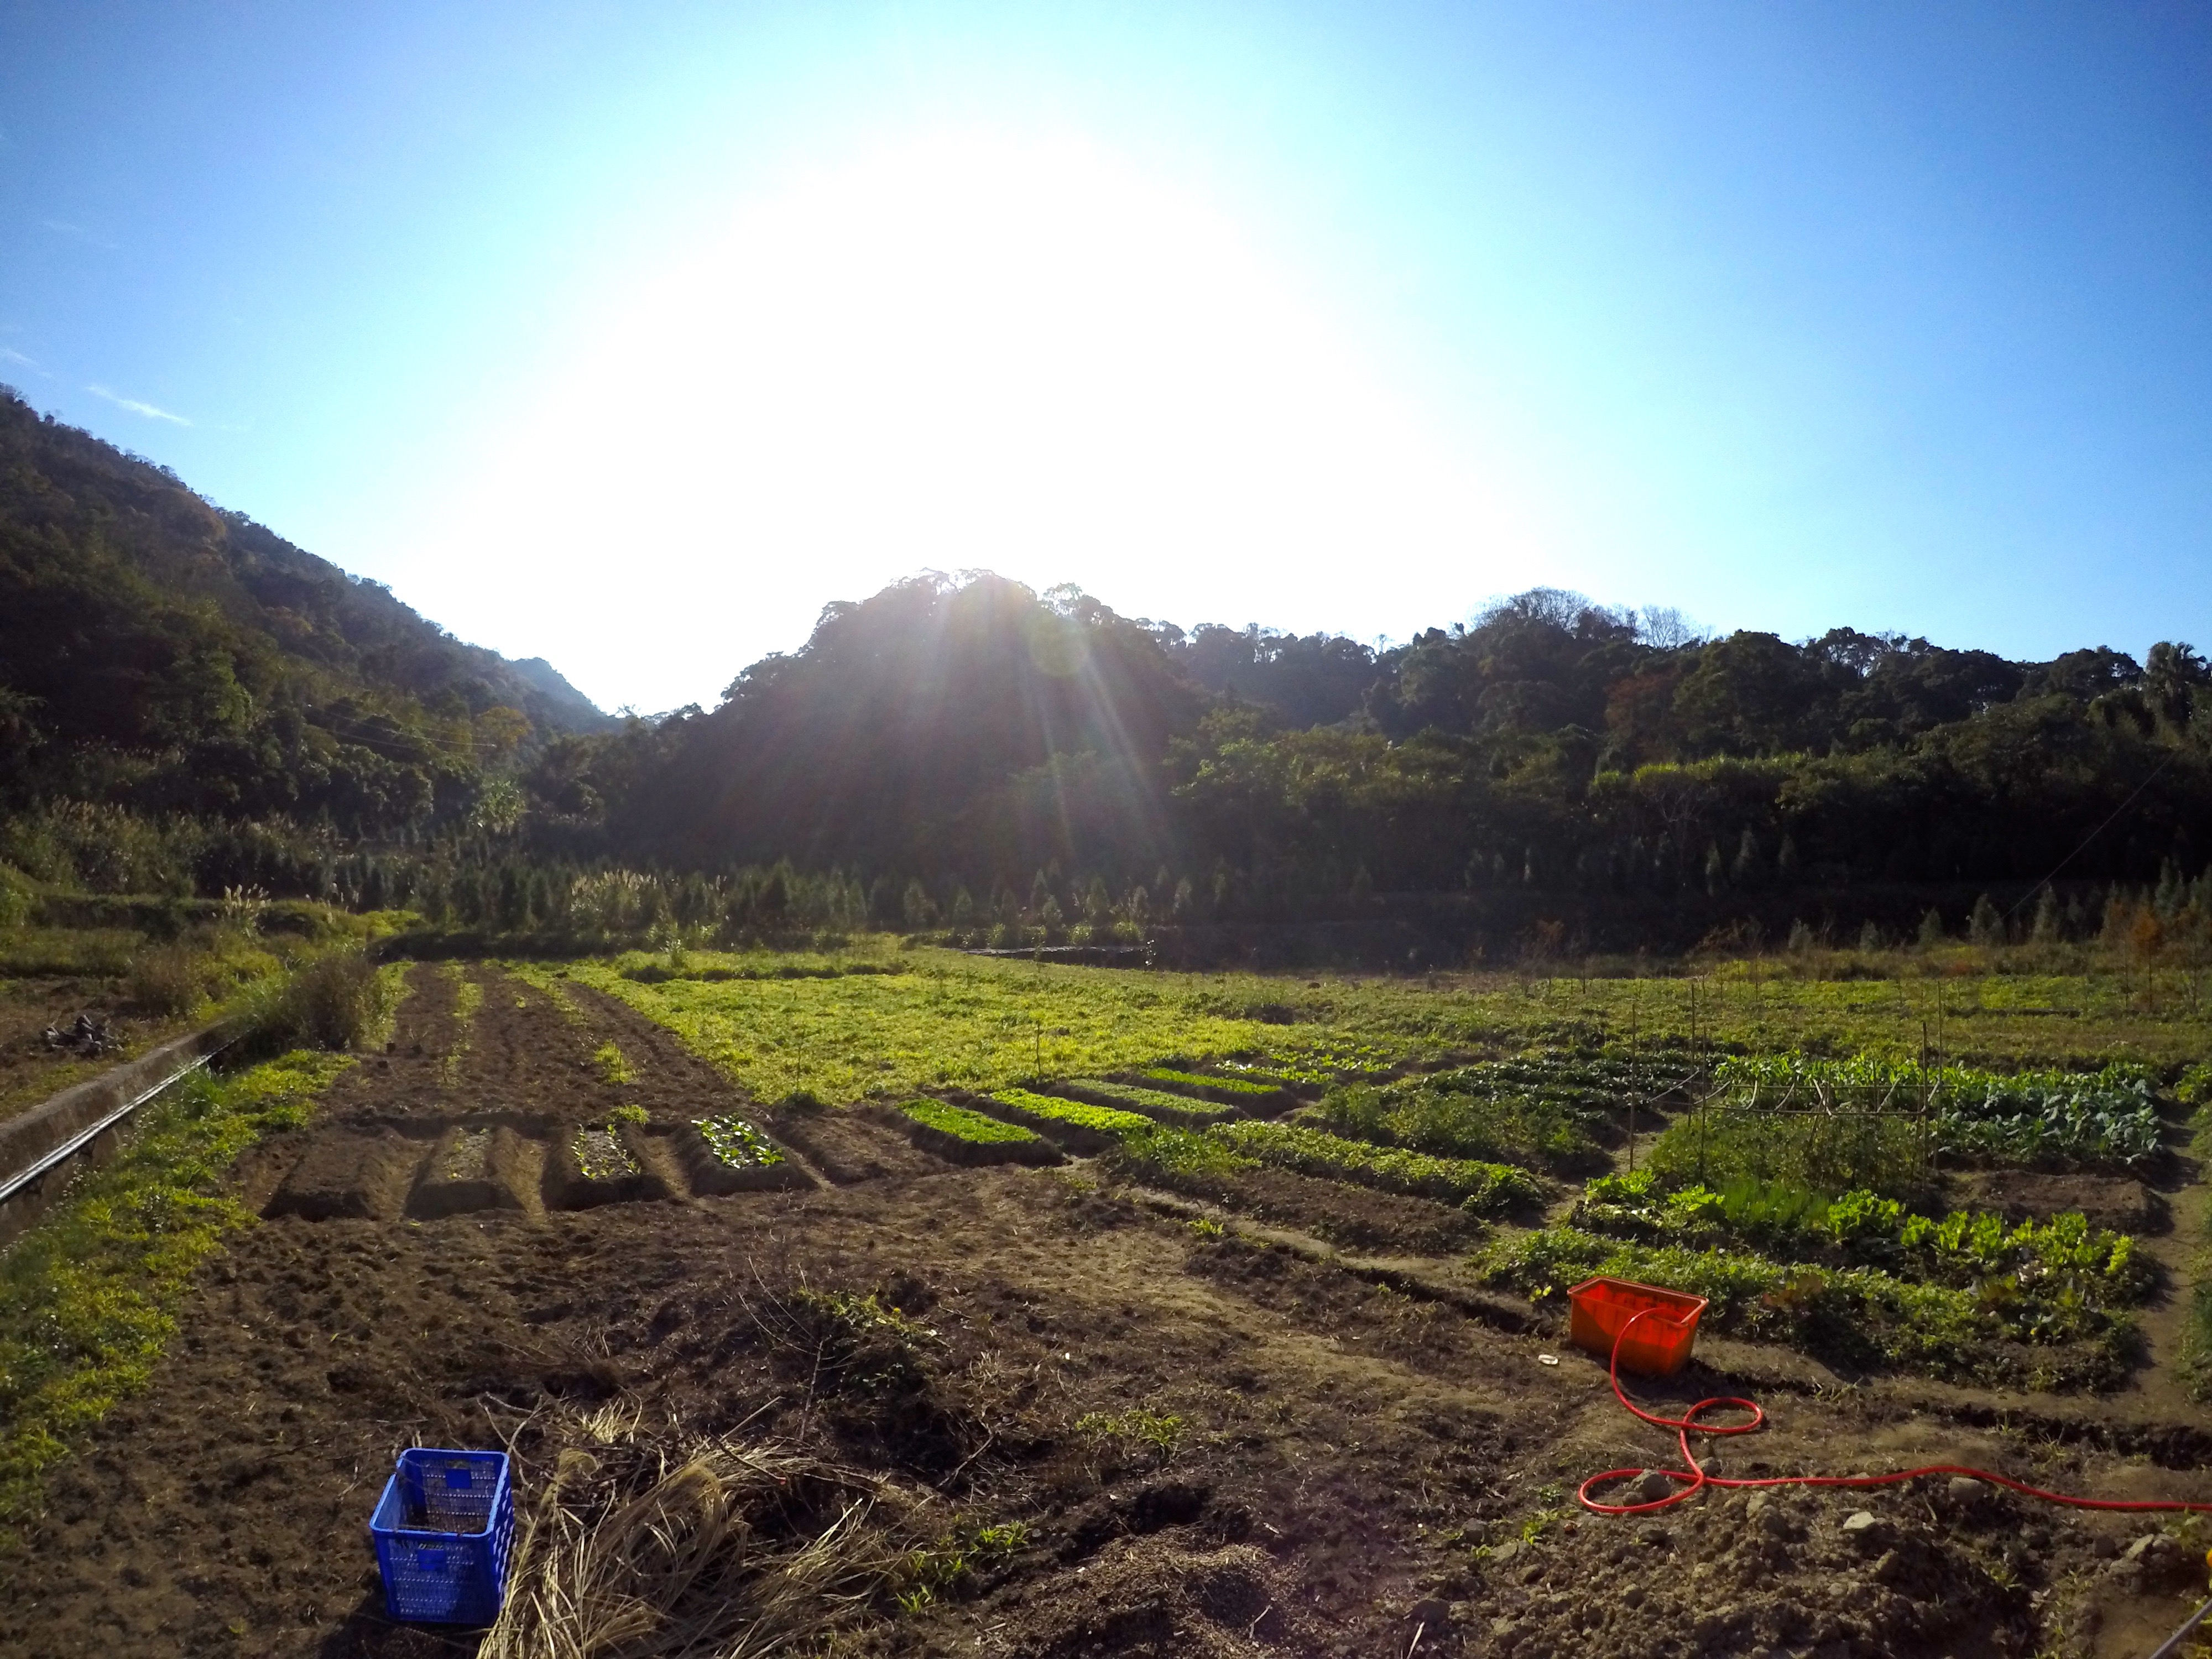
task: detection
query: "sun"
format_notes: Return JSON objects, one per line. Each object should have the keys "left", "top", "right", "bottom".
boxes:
{"left": 410, "top": 128, "right": 1523, "bottom": 710}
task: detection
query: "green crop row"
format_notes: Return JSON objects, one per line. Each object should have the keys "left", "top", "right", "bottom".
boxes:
{"left": 1574, "top": 1169, "right": 2147, "bottom": 1306}
{"left": 1057, "top": 1078, "right": 1235, "bottom": 1124}
{"left": 1312, "top": 1080, "right": 1598, "bottom": 1173}
{"left": 986, "top": 1088, "right": 1157, "bottom": 1142}
{"left": 1134, "top": 1067, "right": 1281, "bottom": 1098}
{"left": 900, "top": 1099, "right": 1043, "bottom": 1146}
{"left": 1209, "top": 1120, "right": 1545, "bottom": 1213}
{"left": 1479, "top": 1224, "right": 2135, "bottom": 1390}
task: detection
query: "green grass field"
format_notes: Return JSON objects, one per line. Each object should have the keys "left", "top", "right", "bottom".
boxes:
{"left": 552, "top": 943, "right": 2211, "bottom": 1107}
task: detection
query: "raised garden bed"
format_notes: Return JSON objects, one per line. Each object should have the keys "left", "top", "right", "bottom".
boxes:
{"left": 895, "top": 1099, "right": 1062, "bottom": 1167}
{"left": 676, "top": 1113, "right": 811, "bottom": 1194}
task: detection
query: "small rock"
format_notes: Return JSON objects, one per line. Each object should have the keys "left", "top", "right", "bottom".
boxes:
{"left": 1699, "top": 1456, "right": 1725, "bottom": 1479}
{"left": 1488, "top": 1540, "right": 1521, "bottom": 1567}
{"left": 1841, "top": 1510, "right": 1892, "bottom": 1553}
{"left": 1630, "top": 1469, "right": 1675, "bottom": 1505}
{"left": 1637, "top": 1522, "right": 1670, "bottom": 1548}
{"left": 1946, "top": 1477, "right": 1987, "bottom": 1504}
{"left": 1872, "top": 1549, "right": 1905, "bottom": 1585}
{"left": 1408, "top": 1597, "right": 1451, "bottom": 1628}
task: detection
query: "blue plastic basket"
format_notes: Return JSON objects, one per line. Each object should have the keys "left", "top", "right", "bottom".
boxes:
{"left": 368, "top": 1448, "right": 515, "bottom": 1625}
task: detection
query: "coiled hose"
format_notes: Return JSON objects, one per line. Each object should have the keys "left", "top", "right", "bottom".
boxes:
{"left": 1579, "top": 1307, "right": 2212, "bottom": 1519}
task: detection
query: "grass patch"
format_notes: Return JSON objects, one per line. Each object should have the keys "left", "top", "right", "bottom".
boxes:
{"left": 593, "top": 1040, "right": 634, "bottom": 1086}
{"left": 0, "top": 1049, "right": 354, "bottom": 1523}
{"left": 1208, "top": 1120, "right": 1545, "bottom": 1214}
{"left": 440, "top": 966, "right": 483, "bottom": 1084}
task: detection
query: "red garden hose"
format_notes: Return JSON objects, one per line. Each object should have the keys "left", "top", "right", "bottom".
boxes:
{"left": 1579, "top": 1307, "right": 2212, "bottom": 1519}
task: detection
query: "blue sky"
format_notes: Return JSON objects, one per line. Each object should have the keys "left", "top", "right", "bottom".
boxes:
{"left": 3, "top": 3, "right": 2209, "bottom": 712}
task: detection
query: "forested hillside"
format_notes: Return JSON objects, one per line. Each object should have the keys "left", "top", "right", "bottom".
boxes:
{"left": 0, "top": 387, "right": 606, "bottom": 895}
{"left": 3, "top": 390, "right": 2208, "bottom": 955}
{"left": 534, "top": 576, "right": 2210, "bottom": 921}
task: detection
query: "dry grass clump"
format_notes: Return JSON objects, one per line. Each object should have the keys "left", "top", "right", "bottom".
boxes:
{"left": 124, "top": 941, "right": 208, "bottom": 1015}
{"left": 483, "top": 1404, "right": 914, "bottom": 1659}
{"left": 252, "top": 945, "right": 397, "bottom": 1051}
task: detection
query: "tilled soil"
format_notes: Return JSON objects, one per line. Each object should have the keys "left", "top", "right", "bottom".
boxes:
{"left": 2, "top": 967, "right": 2209, "bottom": 1658}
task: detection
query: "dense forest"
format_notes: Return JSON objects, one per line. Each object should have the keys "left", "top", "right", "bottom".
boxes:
{"left": 4, "top": 383, "right": 2209, "bottom": 958}
{"left": 0, "top": 387, "right": 605, "bottom": 897}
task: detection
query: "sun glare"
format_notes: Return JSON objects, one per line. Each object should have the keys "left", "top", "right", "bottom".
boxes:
{"left": 409, "top": 132, "right": 1534, "bottom": 710}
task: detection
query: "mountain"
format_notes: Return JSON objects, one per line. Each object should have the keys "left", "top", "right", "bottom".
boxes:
{"left": 0, "top": 384, "right": 606, "bottom": 848}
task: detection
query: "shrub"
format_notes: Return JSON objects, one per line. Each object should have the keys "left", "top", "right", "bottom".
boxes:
{"left": 126, "top": 941, "right": 209, "bottom": 1016}
{"left": 252, "top": 947, "right": 398, "bottom": 1052}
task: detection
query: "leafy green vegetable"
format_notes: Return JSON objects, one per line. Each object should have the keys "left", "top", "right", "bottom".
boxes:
{"left": 899, "top": 1099, "right": 1042, "bottom": 1145}
{"left": 694, "top": 1113, "right": 784, "bottom": 1168}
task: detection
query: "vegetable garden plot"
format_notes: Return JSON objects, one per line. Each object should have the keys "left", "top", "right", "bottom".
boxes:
{"left": 1207, "top": 1121, "right": 1545, "bottom": 1215}
{"left": 1651, "top": 1056, "right": 2164, "bottom": 1196}
{"left": 1303, "top": 1050, "right": 1699, "bottom": 1175}
{"left": 894, "top": 1099, "right": 1061, "bottom": 1167}
{"left": 1047, "top": 1078, "right": 1235, "bottom": 1128}
{"left": 979, "top": 1089, "right": 1156, "bottom": 1154}
{"left": 550, "top": 1121, "right": 664, "bottom": 1209}
{"left": 677, "top": 1113, "right": 812, "bottom": 1194}
{"left": 265, "top": 1128, "right": 431, "bottom": 1222}
{"left": 1124, "top": 1068, "right": 1292, "bottom": 1110}
{"left": 406, "top": 1123, "right": 529, "bottom": 1218}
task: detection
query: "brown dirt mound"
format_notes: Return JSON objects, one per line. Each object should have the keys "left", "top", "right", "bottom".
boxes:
{"left": 264, "top": 1127, "right": 429, "bottom": 1220}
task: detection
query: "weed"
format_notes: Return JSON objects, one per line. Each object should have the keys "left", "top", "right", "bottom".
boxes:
{"left": 593, "top": 1040, "right": 634, "bottom": 1085}
{"left": 609, "top": 1103, "right": 649, "bottom": 1126}
{"left": 440, "top": 967, "right": 483, "bottom": 1084}
{"left": 1076, "top": 1407, "right": 1186, "bottom": 1461}
{"left": 1188, "top": 1216, "right": 1225, "bottom": 1239}
{"left": 248, "top": 947, "right": 400, "bottom": 1052}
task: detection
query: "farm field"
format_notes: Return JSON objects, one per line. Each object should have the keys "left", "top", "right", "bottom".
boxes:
{"left": 4, "top": 948, "right": 2212, "bottom": 1657}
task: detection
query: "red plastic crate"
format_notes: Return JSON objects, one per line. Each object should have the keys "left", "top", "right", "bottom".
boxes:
{"left": 1566, "top": 1276, "right": 1708, "bottom": 1376}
